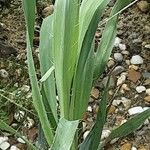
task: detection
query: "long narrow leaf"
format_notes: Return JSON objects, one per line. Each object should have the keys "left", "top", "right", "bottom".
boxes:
{"left": 22, "top": 0, "right": 54, "bottom": 145}
{"left": 94, "top": 0, "right": 134, "bottom": 79}
{"left": 79, "top": 77, "right": 110, "bottom": 150}
{"left": 53, "top": 0, "right": 79, "bottom": 119}
{"left": 105, "top": 108, "right": 150, "bottom": 143}
{"left": 39, "top": 15, "right": 58, "bottom": 123}
{"left": 50, "top": 118, "right": 79, "bottom": 150}
{"left": 71, "top": 0, "right": 110, "bottom": 120}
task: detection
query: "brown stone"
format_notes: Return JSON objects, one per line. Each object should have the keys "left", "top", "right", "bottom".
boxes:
{"left": 120, "top": 143, "right": 132, "bottom": 150}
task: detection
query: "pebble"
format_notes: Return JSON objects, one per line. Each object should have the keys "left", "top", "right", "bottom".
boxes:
{"left": 108, "top": 105, "right": 116, "bottom": 114}
{"left": 130, "top": 55, "right": 143, "bottom": 65}
{"left": 142, "top": 72, "right": 150, "bottom": 78}
{"left": 121, "top": 50, "right": 129, "bottom": 55}
{"left": 17, "top": 137, "right": 26, "bottom": 144}
{"left": 10, "top": 145, "right": 20, "bottom": 150}
{"left": 119, "top": 43, "right": 126, "bottom": 51}
{"left": 117, "top": 74, "right": 126, "bottom": 86}
{"left": 114, "top": 53, "right": 123, "bottom": 62}
{"left": 21, "top": 85, "right": 30, "bottom": 92}
{"left": 114, "top": 37, "right": 122, "bottom": 47}
{"left": 0, "top": 69, "right": 9, "bottom": 78}
{"left": 42, "top": 5, "right": 54, "bottom": 17}
{"left": 103, "top": 76, "right": 115, "bottom": 87}
{"left": 120, "top": 143, "right": 132, "bottom": 150}
{"left": 128, "top": 106, "right": 144, "bottom": 115}
{"left": 101, "top": 130, "right": 111, "bottom": 140}
{"left": 87, "top": 106, "right": 92, "bottom": 112}
{"left": 0, "top": 142, "right": 10, "bottom": 150}
{"left": 107, "top": 59, "right": 115, "bottom": 68}
{"left": 137, "top": 1, "right": 150, "bottom": 12}
{"left": 91, "top": 88, "right": 99, "bottom": 99}
{"left": 0, "top": 137, "right": 8, "bottom": 145}
{"left": 136, "top": 86, "right": 146, "bottom": 93}
{"left": 122, "top": 84, "right": 130, "bottom": 91}
{"left": 144, "top": 96, "right": 150, "bottom": 103}
{"left": 112, "top": 66, "right": 125, "bottom": 76}
{"left": 121, "top": 97, "right": 131, "bottom": 110}
{"left": 131, "top": 146, "right": 137, "bottom": 150}
{"left": 14, "top": 111, "right": 25, "bottom": 122}
{"left": 145, "top": 44, "right": 150, "bottom": 49}
{"left": 83, "top": 131, "right": 90, "bottom": 140}
{"left": 146, "top": 89, "right": 150, "bottom": 95}
{"left": 129, "top": 65, "right": 139, "bottom": 71}
{"left": 24, "top": 117, "right": 35, "bottom": 129}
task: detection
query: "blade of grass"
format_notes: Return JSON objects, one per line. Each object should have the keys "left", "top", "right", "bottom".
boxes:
{"left": 22, "top": 0, "right": 54, "bottom": 145}
{"left": 79, "top": 77, "right": 110, "bottom": 150}
{"left": 50, "top": 118, "right": 79, "bottom": 150}
{"left": 71, "top": 0, "right": 110, "bottom": 120}
{"left": 105, "top": 108, "right": 150, "bottom": 144}
{"left": 0, "top": 120, "right": 37, "bottom": 150}
{"left": 53, "top": 0, "right": 79, "bottom": 119}
{"left": 94, "top": 0, "right": 134, "bottom": 79}
{"left": 39, "top": 15, "right": 58, "bottom": 123}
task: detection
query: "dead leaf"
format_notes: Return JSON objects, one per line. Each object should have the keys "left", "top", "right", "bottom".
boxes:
{"left": 128, "top": 69, "right": 141, "bottom": 83}
{"left": 27, "top": 127, "right": 38, "bottom": 142}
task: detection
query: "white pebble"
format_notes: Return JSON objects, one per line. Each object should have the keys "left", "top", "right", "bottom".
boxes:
{"left": 136, "top": 86, "right": 146, "bottom": 93}
{"left": 17, "top": 137, "right": 26, "bottom": 144}
{"left": 114, "top": 53, "right": 123, "bottom": 62}
{"left": 0, "top": 137, "right": 8, "bottom": 145}
{"left": 143, "top": 107, "right": 150, "bottom": 111}
{"left": 131, "top": 147, "right": 137, "bottom": 150}
{"left": 121, "top": 97, "right": 131, "bottom": 110}
{"left": 10, "top": 145, "right": 20, "bottom": 150}
{"left": 24, "top": 117, "right": 35, "bottom": 129}
{"left": 114, "top": 37, "right": 122, "bottom": 47}
{"left": 119, "top": 43, "right": 126, "bottom": 51}
{"left": 130, "top": 55, "right": 143, "bottom": 65}
{"left": 83, "top": 131, "right": 90, "bottom": 140}
{"left": 128, "top": 106, "right": 144, "bottom": 115}
{"left": 146, "top": 88, "right": 150, "bottom": 95}
{"left": 87, "top": 106, "right": 92, "bottom": 112}
{"left": 21, "top": 85, "right": 30, "bottom": 92}
{"left": 117, "top": 74, "right": 126, "bottom": 86}
{"left": 14, "top": 111, "right": 25, "bottom": 122}
{"left": 0, "top": 141, "right": 10, "bottom": 150}
{"left": 0, "top": 69, "right": 9, "bottom": 78}
{"left": 101, "top": 130, "right": 111, "bottom": 140}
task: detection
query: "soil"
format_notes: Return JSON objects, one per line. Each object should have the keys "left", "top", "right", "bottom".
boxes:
{"left": 0, "top": 0, "right": 150, "bottom": 150}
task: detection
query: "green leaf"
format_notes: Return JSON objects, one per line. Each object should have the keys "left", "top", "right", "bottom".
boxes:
{"left": 40, "top": 66, "right": 55, "bottom": 83}
{"left": 79, "top": 77, "right": 110, "bottom": 150}
{"left": 94, "top": 0, "right": 134, "bottom": 79}
{"left": 39, "top": 15, "right": 58, "bottom": 123}
{"left": 53, "top": 0, "right": 80, "bottom": 119}
{"left": 0, "top": 120, "right": 37, "bottom": 150}
{"left": 71, "top": 0, "right": 110, "bottom": 120}
{"left": 106, "top": 108, "right": 150, "bottom": 143}
{"left": 50, "top": 118, "right": 79, "bottom": 150}
{"left": 22, "top": 0, "right": 54, "bottom": 145}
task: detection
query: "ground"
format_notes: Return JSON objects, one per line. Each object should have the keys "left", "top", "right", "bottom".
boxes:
{"left": 0, "top": 0, "right": 150, "bottom": 150}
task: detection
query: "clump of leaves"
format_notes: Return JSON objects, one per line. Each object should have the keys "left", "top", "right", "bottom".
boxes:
{"left": 1, "top": 0, "right": 150, "bottom": 150}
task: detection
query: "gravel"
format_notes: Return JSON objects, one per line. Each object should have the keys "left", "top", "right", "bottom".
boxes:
{"left": 114, "top": 37, "right": 122, "bottom": 47}
{"left": 0, "top": 142, "right": 10, "bottom": 150}
{"left": 128, "top": 106, "right": 144, "bottom": 115}
{"left": 136, "top": 86, "right": 146, "bottom": 93}
{"left": 114, "top": 53, "right": 123, "bottom": 62}
{"left": 130, "top": 55, "right": 144, "bottom": 65}
{"left": 112, "top": 66, "right": 125, "bottom": 76}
